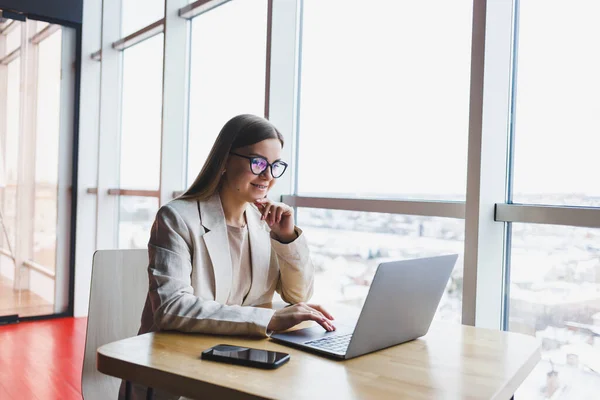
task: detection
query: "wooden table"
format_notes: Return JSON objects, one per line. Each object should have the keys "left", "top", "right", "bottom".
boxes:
{"left": 97, "top": 319, "right": 540, "bottom": 400}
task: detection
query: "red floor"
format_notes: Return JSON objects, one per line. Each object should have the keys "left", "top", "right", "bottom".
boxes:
{"left": 0, "top": 317, "right": 87, "bottom": 400}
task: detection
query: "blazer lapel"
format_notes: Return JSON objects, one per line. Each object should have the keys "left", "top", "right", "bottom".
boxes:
{"left": 199, "top": 194, "right": 232, "bottom": 305}
{"left": 245, "top": 206, "right": 272, "bottom": 304}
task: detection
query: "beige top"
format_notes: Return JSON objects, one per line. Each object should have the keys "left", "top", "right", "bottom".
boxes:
{"left": 226, "top": 224, "right": 252, "bottom": 305}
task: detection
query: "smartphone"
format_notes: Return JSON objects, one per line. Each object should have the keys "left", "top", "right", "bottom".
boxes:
{"left": 201, "top": 344, "right": 290, "bottom": 369}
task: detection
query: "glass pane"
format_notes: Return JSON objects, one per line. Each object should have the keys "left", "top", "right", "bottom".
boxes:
{"left": 512, "top": 2, "right": 600, "bottom": 206}
{"left": 3, "top": 59, "right": 20, "bottom": 256}
{"left": 0, "top": 58, "right": 19, "bottom": 316}
{"left": 33, "top": 29, "right": 62, "bottom": 271}
{"left": 296, "top": 208, "right": 464, "bottom": 323}
{"left": 186, "top": 0, "right": 267, "bottom": 186}
{"left": 0, "top": 22, "right": 75, "bottom": 319}
{"left": 118, "top": 196, "right": 159, "bottom": 249}
{"left": 120, "top": 34, "right": 163, "bottom": 190}
{"left": 297, "top": 0, "right": 472, "bottom": 201}
{"left": 510, "top": 223, "right": 600, "bottom": 398}
{"left": 121, "top": 0, "right": 164, "bottom": 38}
{"left": 35, "top": 21, "right": 50, "bottom": 34}
{"left": 5, "top": 22, "right": 21, "bottom": 54}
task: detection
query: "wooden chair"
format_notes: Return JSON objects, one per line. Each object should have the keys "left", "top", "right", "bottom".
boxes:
{"left": 81, "top": 249, "right": 148, "bottom": 400}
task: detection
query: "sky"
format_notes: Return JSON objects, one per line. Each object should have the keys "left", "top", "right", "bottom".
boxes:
{"left": 298, "top": 0, "right": 472, "bottom": 199}
{"left": 512, "top": 0, "right": 600, "bottom": 200}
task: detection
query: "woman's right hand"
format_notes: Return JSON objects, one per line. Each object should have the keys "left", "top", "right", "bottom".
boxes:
{"left": 267, "top": 302, "right": 336, "bottom": 333}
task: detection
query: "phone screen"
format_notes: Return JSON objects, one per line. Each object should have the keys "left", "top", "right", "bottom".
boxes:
{"left": 202, "top": 344, "right": 290, "bottom": 367}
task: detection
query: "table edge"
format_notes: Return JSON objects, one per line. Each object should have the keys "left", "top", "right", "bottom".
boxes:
{"left": 97, "top": 346, "right": 272, "bottom": 400}
{"left": 491, "top": 344, "right": 542, "bottom": 400}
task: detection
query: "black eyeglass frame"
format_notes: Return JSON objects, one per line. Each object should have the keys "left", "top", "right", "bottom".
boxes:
{"left": 229, "top": 152, "right": 289, "bottom": 178}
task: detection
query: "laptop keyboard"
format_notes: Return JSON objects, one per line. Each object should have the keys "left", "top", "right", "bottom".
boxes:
{"left": 305, "top": 333, "right": 353, "bottom": 354}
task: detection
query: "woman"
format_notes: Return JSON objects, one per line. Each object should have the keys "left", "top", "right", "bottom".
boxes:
{"left": 120, "top": 114, "right": 334, "bottom": 399}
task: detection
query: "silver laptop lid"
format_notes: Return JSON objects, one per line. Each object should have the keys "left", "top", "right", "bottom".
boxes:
{"left": 345, "top": 254, "right": 458, "bottom": 359}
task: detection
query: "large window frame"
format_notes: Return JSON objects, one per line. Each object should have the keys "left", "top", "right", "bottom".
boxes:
{"left": 90, "top": 1, "right": 166, "bottom": 251}
{"left": 0, "top": 16, "right": 77, "bottom": 318}
{"left": 78, "top": 0, "right": 600, "bottom": 336}
{"left": 84, "top": 0, "right": 273, "bottom": 254}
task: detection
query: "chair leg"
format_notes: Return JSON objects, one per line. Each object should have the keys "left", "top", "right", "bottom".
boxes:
{"left": 146, "top": 387, "right": 154, "bottom": 400}
{"left": 125, "top": 381, "right": 132, "bottom": 400}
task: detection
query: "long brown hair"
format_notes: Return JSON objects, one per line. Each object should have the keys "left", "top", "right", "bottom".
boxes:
{"left": 179, "top": 114, "right": 284, "bottom": 201}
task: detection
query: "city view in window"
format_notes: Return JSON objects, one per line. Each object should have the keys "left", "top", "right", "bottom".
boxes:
{"left": 296, "top": 200, "right": 600, "bottom": 399}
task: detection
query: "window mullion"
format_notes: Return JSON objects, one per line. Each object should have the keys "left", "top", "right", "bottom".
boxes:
{"left": 267, "top": 0, "right": 301, "bottom": 201}
{"left": 0, "top": 33, "right": 7, "bottom": 257}
{"left": 159, "top": 0, "right": 190, "bottom": 206}
{"left": 15, "top": 20, "right": 38, "bottom": 291}
{"left": 74, "top": 0, "right": 103, "bottom": 317}
{"left": 54, "top": 27, "right": 77, "bottom": 313}
{"left": 462, "top": 0, "right": 515, "bottom": 329}
{"left": 95, "top": 0, "right": 123, "bottom": 249}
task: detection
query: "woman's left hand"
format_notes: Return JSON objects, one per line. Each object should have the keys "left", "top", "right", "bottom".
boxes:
{"left": 254, "top": 198, "right": 296, "bottom": 242}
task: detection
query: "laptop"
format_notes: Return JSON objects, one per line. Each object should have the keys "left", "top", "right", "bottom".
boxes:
{"left": 270, "top": 254, "right": 458, "bottom": 360}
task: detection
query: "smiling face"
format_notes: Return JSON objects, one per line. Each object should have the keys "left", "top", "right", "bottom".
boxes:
{"left": 221, "top": 138, "right": 283, "bottom": 203}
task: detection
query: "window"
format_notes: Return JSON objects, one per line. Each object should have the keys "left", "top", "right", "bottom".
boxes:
{"left": 508, "top": 2, "right": 600, "bottom": 396}
{"left": 297, "top": 1, "right": 473, "bottom": 201}
{"left": 119, "top": 34, "right": 163, "bottom": 191}
{"left": 121, "top": 0, "right": 165, "bottom": 38}
{"left": 3, "top": 59, "right": 20, "bottom": 257}
{"left": 118, "top": 196, "right": 159, "bottom": 249}
{"left": 33, "top": 29, "right": 63, "bottom": 270}
{"left": 512, "top": 1, "right": 600, "bottom": 206}
{"left": 35, "top": 21, "right": 49, "bottom": 33}
{"left": 118, "top": 34, "right": 164, "bottom": 249}
{"left": 510, "top": 223, "right": 600, "bottom": 399}
{"left": 296, "top": 207, "right": 464, "bottom": 323}
{"left": 186, "top": 0, "right": 268, "bottom": 186}
{"left": 5, "top": 22, "right": 21, "bottom": 54}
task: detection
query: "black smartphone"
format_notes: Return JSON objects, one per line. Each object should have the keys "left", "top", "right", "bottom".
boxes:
{"left": 201, "top": 344, "right": 290, "bottom": 369}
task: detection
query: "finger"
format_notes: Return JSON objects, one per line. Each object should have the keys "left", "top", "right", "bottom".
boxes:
{"left": 297, "top": 309, "right": 325, "bottom": 322}
{"left": 262, "top": 203, "right": 273, "bottom": 221}
{"left": 299, "top": 312, "right": 334, "bottom": 332}
{"left": 275, "top": 207, "right": 284, "bottom": 224}
{"left": 308, "top": 308, "right": 327, "bottom": 322}
{"left": 254, "top": 202, "right": 267, "bottom": 214}
{"left": 269, "top": 206, "right": 279, "bottom": 225}
{"left": 293, "top": 311, "right": 317, "bottom": 324}
{"left": 308, "top": 304, "right": 335, "bottom": 320}
{"left": 320, "top": 318, "right": 335, "bottom": 332}
{"left": 254, "top": 198, "right": 271, "bottom": 209}
{"left": 268, "top": 207, "right": 276, "bottom": 225}
{"left": 304, "top": 308, "right": 335, "bottom": 330}
{"left": 280, "top": 206, "right": 294, "bottom": 224}
{"left": 281, "top": 206, "right": 293, "bottom": 216}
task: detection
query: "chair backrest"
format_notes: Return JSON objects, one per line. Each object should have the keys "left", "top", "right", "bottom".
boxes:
{"left": 82, "top": 249, "right": 148, "bottom": 400}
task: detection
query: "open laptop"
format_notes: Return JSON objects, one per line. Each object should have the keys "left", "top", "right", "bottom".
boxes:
{"left": 270, "top": 254, "right": 458, "bottom": 360}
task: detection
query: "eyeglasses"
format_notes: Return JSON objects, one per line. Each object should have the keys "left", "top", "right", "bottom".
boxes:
{"left": 229, "top": 152, "right": 288, "bottom": 178}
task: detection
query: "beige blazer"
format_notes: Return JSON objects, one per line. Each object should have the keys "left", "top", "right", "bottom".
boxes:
{"left": 118, "top": 194, "right": 314, "bottom": 399}
{"left": 137, "top": 193, "right": 315, "bottom": 337}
